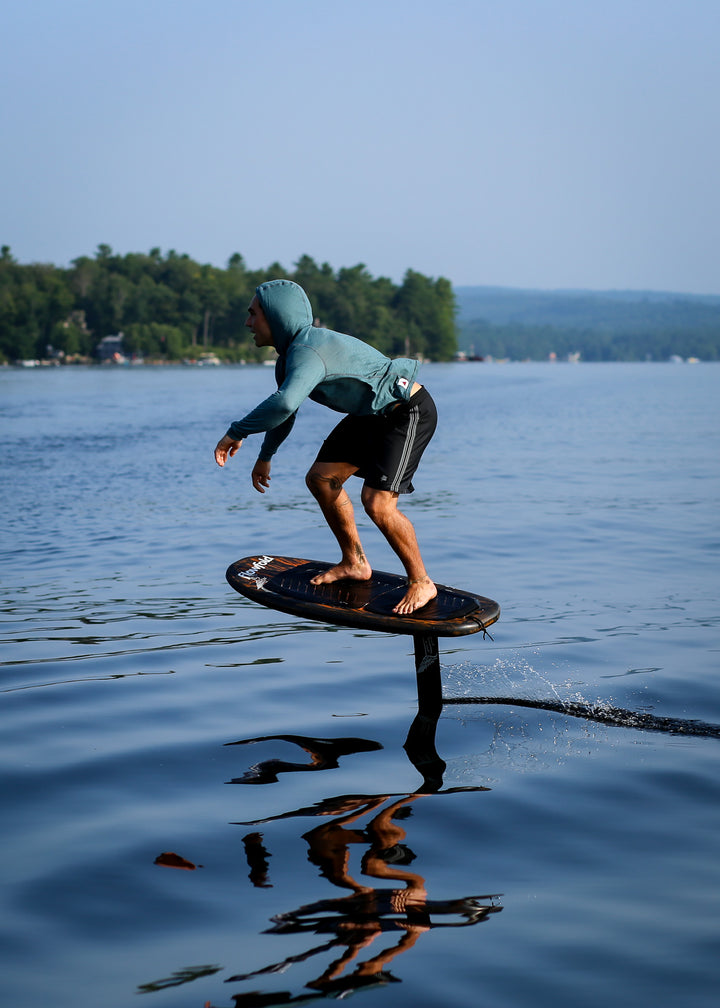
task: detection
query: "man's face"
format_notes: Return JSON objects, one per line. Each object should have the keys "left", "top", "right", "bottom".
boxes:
{"left": 245, "top": 295, "right": 274, "bottom": 348}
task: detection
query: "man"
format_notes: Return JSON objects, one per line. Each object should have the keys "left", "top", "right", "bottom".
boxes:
{"left": 214, "top": 279, "right": 437, "bottom": 615}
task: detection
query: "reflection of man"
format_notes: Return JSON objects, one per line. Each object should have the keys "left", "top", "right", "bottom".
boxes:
{"left": 214, "top": 280, "right": 438, "bottom": 614}
{"left": 228, "top": 791, "right": 500, "bottom": 1000}
{"left": 228, "top": 795, "right": 430, "bottom": 997}
{"left": 212, "top": 732, "right": 501, "bottom": 1002}
{"left": 303, "top": 795, "right": 431, "bottom": 991}
{"left": 304, "top": 794, "right": 427, "bottom": 905}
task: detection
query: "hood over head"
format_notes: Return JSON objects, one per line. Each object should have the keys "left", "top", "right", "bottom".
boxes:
{"left": 255, "top": 279, "right": 314, "bottom": 354}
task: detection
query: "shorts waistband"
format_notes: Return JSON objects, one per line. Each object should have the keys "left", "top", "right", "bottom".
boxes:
{"left": 387, "top": 384, "right": 429, "bottom": 413}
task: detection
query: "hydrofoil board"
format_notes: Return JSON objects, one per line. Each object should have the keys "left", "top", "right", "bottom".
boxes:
{"left": 226, "top": 555, "right": 500, "bottom": 637}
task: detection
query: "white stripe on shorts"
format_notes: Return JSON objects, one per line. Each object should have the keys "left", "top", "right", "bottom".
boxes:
{"left": 388, "top": 405, "right": 419, "bottom": 493}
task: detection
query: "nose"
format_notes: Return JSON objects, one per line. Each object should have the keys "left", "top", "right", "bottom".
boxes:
{"left": 245, "top": 314, "right": 252, "bottom": 329}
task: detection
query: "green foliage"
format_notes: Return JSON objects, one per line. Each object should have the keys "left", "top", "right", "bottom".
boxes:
{"left": 0, "top": 246, "right": 75, "bottom": 361}
{"left": 0, "top": 246, "right": 457, "bottom": 363}
{"left": 123, "top": 322, "right": 188, "bottom": 359}
{"left": 395, "top": 271, "right": 457, "bottom": 360}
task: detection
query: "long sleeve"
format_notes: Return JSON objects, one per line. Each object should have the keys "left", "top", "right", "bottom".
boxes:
{"left": 225, "top": 345, "right": 326, "bottom": 455}
{"left": 257, "top": 413, "right": 296, "bottom": 461}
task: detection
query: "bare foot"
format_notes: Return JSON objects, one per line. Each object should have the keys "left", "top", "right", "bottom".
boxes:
{"left": 311, "top": 559, "right": 372, "bottom": 585}
{"left": 393, "top": 576, "right": 437, "bottom": 615}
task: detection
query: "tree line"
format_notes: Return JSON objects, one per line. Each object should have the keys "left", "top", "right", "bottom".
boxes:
{"left": 0, "top": 245, "right": 458, "bottom": 364}
{"left": 456, "top": 287, "right": 720, "bottom": 361}
{"left": 460, "top": 317, "right": 720, "bottom": 361}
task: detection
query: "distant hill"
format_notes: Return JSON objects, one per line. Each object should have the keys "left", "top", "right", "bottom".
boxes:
{"left": 453, "top": 286, "right": 720, "bottom": 361}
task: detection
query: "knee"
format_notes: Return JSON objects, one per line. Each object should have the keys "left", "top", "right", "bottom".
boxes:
{"left": 361, "top": 487, "right": 395, "bottom": 524}
{"left": 305, "top": 468, "right": 323, "bottom": 498}
{"left": 306, "top": 467, "right": 342, "bottom": 500}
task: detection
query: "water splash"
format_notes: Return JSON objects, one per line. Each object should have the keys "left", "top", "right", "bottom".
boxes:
{"left": 443, "top": 655, "right": 720, "bottom": 739}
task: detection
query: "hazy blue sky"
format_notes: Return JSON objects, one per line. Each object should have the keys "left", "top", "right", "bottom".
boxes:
{"left": 2, "top": 0, "right": 718, "bottom": 293}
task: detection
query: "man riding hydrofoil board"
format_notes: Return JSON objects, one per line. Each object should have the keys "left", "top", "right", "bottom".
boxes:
{"left": 214, "top": 279, "right": 437, "bottom": 615}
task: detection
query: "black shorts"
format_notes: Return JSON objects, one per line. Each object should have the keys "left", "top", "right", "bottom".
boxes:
{"left": 315, "top": 386, "right": 437, "bottom": 494}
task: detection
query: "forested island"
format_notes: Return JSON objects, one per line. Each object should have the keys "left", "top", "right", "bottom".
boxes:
{"left": 455, "top": 286, "right": 720, "bottom": 362}
{"left": 0, "top": 246, "right": 456, "bottom": 365}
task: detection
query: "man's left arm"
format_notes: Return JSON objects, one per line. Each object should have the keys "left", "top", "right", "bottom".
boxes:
{"left": 251, "top": 458, "right": 271, "bottom": 493}
{"left": 215, "top": 346, "right": 325, "bottom": 460}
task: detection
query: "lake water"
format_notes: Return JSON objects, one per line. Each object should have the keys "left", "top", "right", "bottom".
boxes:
{"left": 1, "top": 361, "right": 719, "bottom": 1008}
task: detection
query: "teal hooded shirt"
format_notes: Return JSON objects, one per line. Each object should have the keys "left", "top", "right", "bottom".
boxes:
{"left": 227, "top": 279, "right": 420, "bottom": 461}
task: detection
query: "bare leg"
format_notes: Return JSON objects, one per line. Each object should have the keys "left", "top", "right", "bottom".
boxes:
{"left": 306, "top": 463, "right": 372, "bottom": 584}
{"left": 361, "top": 486, "right": 436, "bottom": 614}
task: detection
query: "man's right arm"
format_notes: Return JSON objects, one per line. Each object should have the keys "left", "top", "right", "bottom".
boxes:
{"left": 214, "top": 434, "right": 242, "bottom": 467}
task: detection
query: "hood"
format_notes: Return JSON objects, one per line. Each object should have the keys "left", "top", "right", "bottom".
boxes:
{"left": 255, "top": 279, "right": 314, "bottom": 354}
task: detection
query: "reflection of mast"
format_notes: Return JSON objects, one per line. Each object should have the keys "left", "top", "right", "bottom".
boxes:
{"left": 404, "top": 635, "right": 449, "bottom": 792}
{"left": 403, "top": 711, "right": 446, "bottom": 793}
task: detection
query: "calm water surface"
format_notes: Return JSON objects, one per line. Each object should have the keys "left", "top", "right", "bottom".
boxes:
{"left": 1, "top": 362, "right": 719, "bottom": 1008}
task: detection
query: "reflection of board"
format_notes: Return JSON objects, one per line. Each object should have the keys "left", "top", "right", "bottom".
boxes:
{"left": 226, "top": 555, "right": 500, "bottom": 638}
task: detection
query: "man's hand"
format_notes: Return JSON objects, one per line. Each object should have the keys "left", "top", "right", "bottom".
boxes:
{"left": 214, "top": 434, "right": 242, "bottom": 467}
{"left": 251, "top": 459, "right": 272, "bottom": 493}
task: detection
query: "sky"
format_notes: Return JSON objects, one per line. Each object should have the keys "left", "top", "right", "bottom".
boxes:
{"left": 2, "top": 0, "right": 719, "bottom": 294}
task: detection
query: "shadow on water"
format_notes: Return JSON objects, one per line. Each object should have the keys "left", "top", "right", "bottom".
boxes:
{"left": 138, "top": 712, "right": 501, "bottom": 1004}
